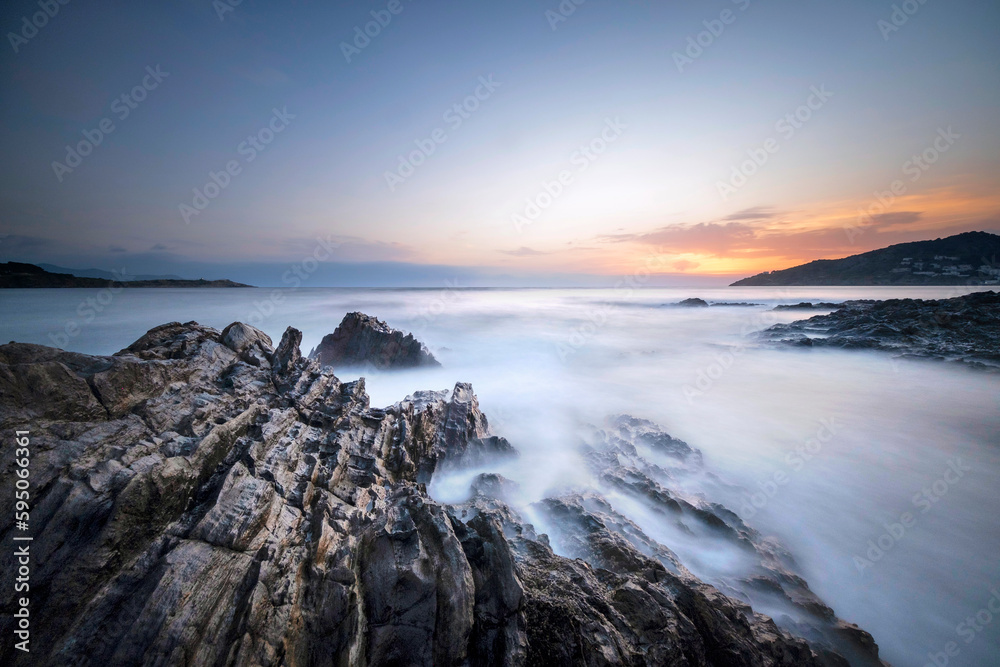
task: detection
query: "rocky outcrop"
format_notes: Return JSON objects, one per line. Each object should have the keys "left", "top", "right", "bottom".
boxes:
{"left": 760, "top": 290, "right": 1000, "bottom": 369}
{"left": 677, "top": 298, "right": 710, "bottom": 307}
{"left": 772, "top": 302, "right": 847, "bottom": 311}
{"left": 310, "top": 312, "right": 440, "bottom": 370}
{"left": 0, "top": 321, "right": 886, "bottom": 666}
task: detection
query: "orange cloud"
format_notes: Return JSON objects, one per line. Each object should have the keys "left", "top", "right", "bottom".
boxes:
{"left": 588, "top": 184, "right": 1000, "bottom": 276}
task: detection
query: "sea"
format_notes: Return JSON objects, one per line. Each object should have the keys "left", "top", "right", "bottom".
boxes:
{"left": 2, "top": 285, "right": 998, "bottom": 666}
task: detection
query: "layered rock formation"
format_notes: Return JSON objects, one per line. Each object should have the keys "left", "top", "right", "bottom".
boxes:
{"left": 0, "top": 321, "right": 886, "bottom": 666}
{"left": 761, "top": 290, "right": 1000, "bottom": 369}
{"left": 309, "top": 312, "right": 440, "bottom": 370}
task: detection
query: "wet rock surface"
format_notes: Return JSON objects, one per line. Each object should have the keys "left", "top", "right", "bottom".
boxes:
{"left": 761, "top": 291, "right": 1000, "bottom": 369}
{"left": 0, "top": 321, "right": 886, "bottom": 666}
{"left": 309, "top": 311, "right": 440, "bottom": 370}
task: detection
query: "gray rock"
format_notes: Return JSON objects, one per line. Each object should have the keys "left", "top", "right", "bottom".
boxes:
{"left": 310, "top": 311, "right": 440, "bottom": 370}
{"left": 761, "top": 291, "right": 1000, "bottom": 369}
{"left": 0, "top": 320, "right": 887, "bottom": 666}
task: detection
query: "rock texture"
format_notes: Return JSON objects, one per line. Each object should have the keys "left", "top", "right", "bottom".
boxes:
{"left": 760, "top": 290, "right": 1000, "bottom": 370}
{"left": 310, "top": 312, "right": 440, "bottom": 370}
{"left": 0, "top": 321, "right": 886, "bottom": 666}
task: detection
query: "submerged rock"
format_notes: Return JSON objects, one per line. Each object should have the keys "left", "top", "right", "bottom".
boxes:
{"left": 0, "top": 321, "right": 886, "bottom": 666}
{"left": 677, "top": 298, "right": 710, "bottom": 307}
{"left": 310, "top": 311, "right": 440, "bottom": 370}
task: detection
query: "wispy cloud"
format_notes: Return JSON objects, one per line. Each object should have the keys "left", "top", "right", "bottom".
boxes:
{"left": 499, "top": 246, "right": 551, "bottom": 256}
{"left": 722, "top": 206, "right": 776, "bottom": 222}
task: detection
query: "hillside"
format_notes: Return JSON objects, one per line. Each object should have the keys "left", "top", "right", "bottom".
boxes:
{"left": 36, "top": 263, "right": 183, "bottom": 282}
{"left": 0, "top": 262, "right": 252, "bottom": 288}
{"left": 731, "top": 231, "right": 1000, "bottom": 286}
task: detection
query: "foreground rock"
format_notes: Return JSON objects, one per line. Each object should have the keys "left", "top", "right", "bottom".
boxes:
{"left": 761, "top": 291, "right": 1000, "bottom": 369}
{"left": 0, "top": 321, "right": 885, "bottom": 665}
{"left": 310, "top": 311, "right": 440, "bottom": 369}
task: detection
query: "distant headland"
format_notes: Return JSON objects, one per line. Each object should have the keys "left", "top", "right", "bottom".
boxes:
{"left": 731, "top": 231, "right": 1000, "bottom": 286}
{"left": 0, "top": 262, "right": 253, "bottom": 288}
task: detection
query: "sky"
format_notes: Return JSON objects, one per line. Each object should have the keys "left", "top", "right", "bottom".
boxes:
{"left": 1, "top": 0, "right": 999, "bottom": 286}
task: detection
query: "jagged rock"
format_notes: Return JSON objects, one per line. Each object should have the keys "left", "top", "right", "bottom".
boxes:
{"left": 0, "top": 321, "right": 886, "bottom": 666}
{"left": 221, "top": 321, "right": 273, "bottom": 368}
{"left": 310, "top": 311, "right": 440, "bottom": 370}
{"left": 272, "top": 326, "right": 302, "bottom": 375}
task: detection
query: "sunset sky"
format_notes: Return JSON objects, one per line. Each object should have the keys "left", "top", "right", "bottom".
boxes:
{"left": 2, "top": 0, "right": 999, "bottom": 285}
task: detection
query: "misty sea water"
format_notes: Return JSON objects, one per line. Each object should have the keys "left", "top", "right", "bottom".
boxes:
{"left": 2, "top": 285, "right": 998, "bottom": 666}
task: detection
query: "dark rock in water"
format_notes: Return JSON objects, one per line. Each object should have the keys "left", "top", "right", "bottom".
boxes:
{"left": 761, "top": 291, "right": 1000, "bottom": 369}
{"left": 310, "top": 311, "right": 440, "bottom": 369}
{"left": 0, "top": 321, "right": 887, "bottom": 666}
{"left": 710, "top": 301, "right": 764, "bottom": 307}
{"left": 677, "top": 298, "right": 710, "bottom": 307}
{"left": 773, "top": 302, "right": 846, "bottom": 310}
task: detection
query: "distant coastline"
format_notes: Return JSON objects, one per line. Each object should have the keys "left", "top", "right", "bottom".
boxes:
{"left": 0, "top": 262, "right": 253, "bottom": 288}
{"left": 731, "top": 231, "right": 1000, "bottom": 286}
